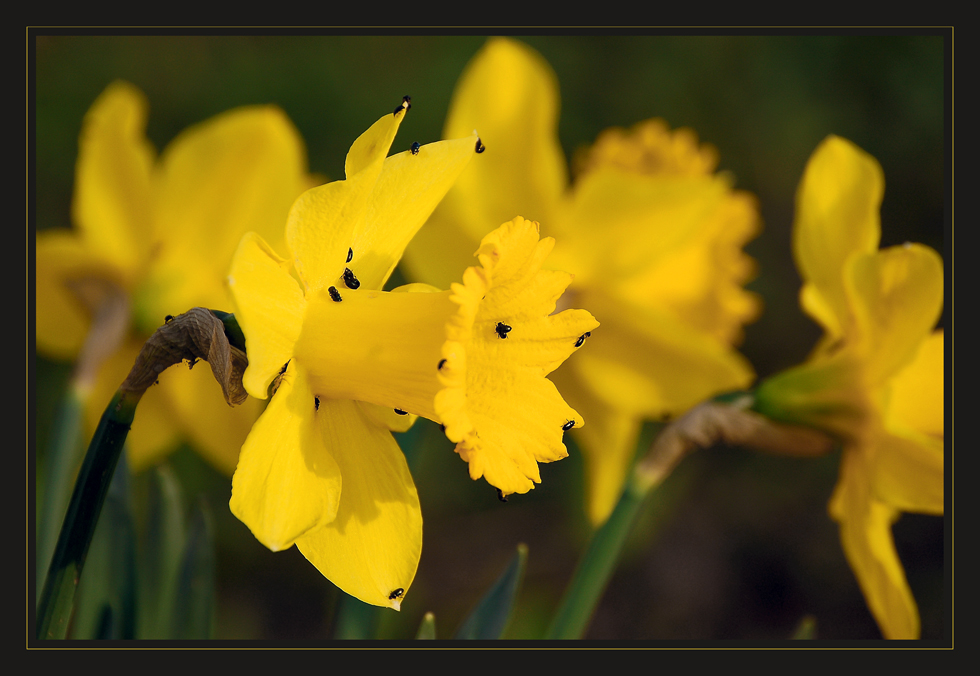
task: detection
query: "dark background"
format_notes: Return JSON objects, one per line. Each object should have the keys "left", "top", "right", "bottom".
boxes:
{"left": 32, "top": 30, "right": 948, "bottom": 641}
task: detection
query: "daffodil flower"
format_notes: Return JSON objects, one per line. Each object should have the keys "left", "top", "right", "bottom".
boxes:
{"left": 754, "top": 135, "right": 944, "bottom": 639}
{"left": 228, "top": 101, "right": 598, "bottom": 608}
{"left": 35, "top": 81, "right": 314, "bottom": 473}
{"left": 400, "top": 37, "right": 759, "bottom": 525}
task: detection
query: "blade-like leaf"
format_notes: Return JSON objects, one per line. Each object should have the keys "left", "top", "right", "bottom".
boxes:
{"left": 454, "top": 543, "right": 527, "bottom": 639}
{"left": 138, "top": 464, "right": 185, "bottom": 638}
{"left": 415, "top": 612, "right": 436, "bottom": 640}
{"left": 171, "top": 500, "right": 216, "bottom": 639}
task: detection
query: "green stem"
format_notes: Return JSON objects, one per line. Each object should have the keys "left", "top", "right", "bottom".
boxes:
{"left": 36, "top": 388, "right": 142, "bottom": 640}
{"left": 544, "top": 470, "right": 651, "bottom": 640}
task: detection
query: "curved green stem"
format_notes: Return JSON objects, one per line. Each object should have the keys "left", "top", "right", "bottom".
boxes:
{"left": 36, "top": 388, "right": 142, "bottom": 640}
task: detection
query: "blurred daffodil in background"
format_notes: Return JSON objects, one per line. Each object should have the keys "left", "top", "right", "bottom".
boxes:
{"left": 754, "top": 135, "right": 944, "bottom": 639}
{"left": 402, "top": 37, "right": 760, "bottom": 525}
{"left": 35, "top": 80, "right": 315, "bottom": 475}
{"left": 227, "top": 101, "right": 598, "bottom": 607}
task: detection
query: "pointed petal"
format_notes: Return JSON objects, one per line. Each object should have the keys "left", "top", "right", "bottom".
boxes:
{"left": 72, "top": 80, "right": 156, "bottom": 277}
{"left": 793, "top": 135, "right": 883, "bottom": 339}
{"left": 887, "top": 330, "right": 944, "bottom": 438}
{"left": 353, "top": 133, "right": 478, "bottom": 290}
{"left": 295, "top": 398, "right": 421, "bottom": 609}
{"left": 571, "top": 290, "right": 754, "bottom": 417}
{"left": 846, "top": 243, "right": 944, "bottom": 385}
{"left": 551, "top": 366, "right": 643, "bottom": 525}
{"left": 872, "top": 430, "right": 943, "bottom": 515}
{"left": 401, "top": 37, "right": 567, "bottom": 290}
{"left": 36, "top": 229, "right": 124, "bottom": 360}
{"left": 287, "top": 107, "right": 407, "bottom": 292}
{"left": 227, "top": 232, "right": 305, "bottom": 398}
{"left": 230, "top": 364, "right": 341, "bottom": 551}
{"left": 829, "top": 450, "right": 920, "bottom": 639}
{"left": 139, "top": 105, "right": 310, "bottom": 319}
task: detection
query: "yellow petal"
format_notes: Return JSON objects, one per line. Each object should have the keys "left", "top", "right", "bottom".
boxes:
{"left": 887, "top": 330, "right": 944, "bottom": 437}
{"left": 287, "top": 106, "right": 407, "bottom": 292}
{"left": 571, "top": 289, "right": 754, "bottom": 417}
{"left": 550, "top": 365, "right": 643, "bottom": 525}
{"left": 870, "top": 429, "right": 943, "bottom": 516}
{"left": 294, "top": 398, "right": 421, "bottom": 610}
{"left": 554, "top": 168, "right": 732, "bottom": 287}
{"left": 353, "top": 133, "right": 478, "bottom": 290}
{"left": 136, "top": 105, "right": 310, "bottom": 329}
{"left": 230, "top": 363, "right": 342, "bottom": 551}
{"left": 401, "top": 37, "right": 567, "bottom": 290}
{"left": 845, "top": 243, "right": 944, "bottom": 386}
{"left": 829, "top": 449, "right": 920, "bottom": 639}
{"left": 793, "top": 135, "right": 883, "bottom": 339}
{"left": 227, "top": 232, "right": 306, "bottom": 398}
{"left": 35, "top": 229, "right": 125, "bottom": 360}
{"left": 72, "top": 80, "right": 156, "bottom": 278}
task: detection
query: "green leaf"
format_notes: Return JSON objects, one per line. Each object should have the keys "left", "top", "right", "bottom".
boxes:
{"left": 71, "top": 451, "right": 137, "bottom": 639}
{"left": 171, "top": 500, "right": 216, "bottom": 639}
{"left": 415, "top": 612, "right": 436, "bottom": 639}
{"left": 454, "top": 543, "right": 527, "bottom": 639}
{"left": 332, "top": 592, "right": 380, "bottom": 639}
{"left": 138, "top": 464, "right": 186, "bottom": 639}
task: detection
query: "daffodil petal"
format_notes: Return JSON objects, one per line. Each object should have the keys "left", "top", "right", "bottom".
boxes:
{"left": 36, "top": 229, "right": 125, "bottom": 360}
{"left": 551, "top": 365, "right": 643, "bottom": 525}
{"left": 829, "top": 449, "right": 920, "bottom": 639}
{"left": 139, "top": 105, "right": 309, "bottom": 321}
{"left": 230, "top": 364, "right": 342, "bottom": 551}
{"left": 353, "top": 133, "right": 478, "bottom": 290}
{"left": 401, "top": 37, "right": 567, "bottom": 290}
{"left": 572, "top": 290, "right": 754, "bottom": 417}
{"left": 555, "top": 169, "right": 731, "bottom": 286}
{"left": 294, "top": 398, "right": 421, "bottom": 610}
{"left": 287, "top": 107, "right": 407, "bottom": 292}
{"left": 72, "top": 80, "right": 155, "bottom": 277}
{"left": 871, "top": 430, "right": 944, "bottom": 515}
{"left": 357, "top": 401, "right": 418, "bottom": 433}
{"left": 793, "top": 135, "right": 883, "bottom": 339}
{"left": 846, "top": 243, "right": 943, "bottom": 385}
{"left": 227, "top": 232, "right": 306, "bottom": 398}
{"left": 887, "top": 330, "right": 944, "bottom": 437}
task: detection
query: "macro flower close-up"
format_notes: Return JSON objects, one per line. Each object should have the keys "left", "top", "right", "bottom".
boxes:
{"left": 227, "top": 101, "right": 598, "bottom": 607}
{"left": 35, "top": 80, "right": 314, "bottom": 474}
{"left": 753, "top": 135, "right": 945, "bottom": 640}
{"left": 401, "top": 37, "right": 760, "bottom": 525}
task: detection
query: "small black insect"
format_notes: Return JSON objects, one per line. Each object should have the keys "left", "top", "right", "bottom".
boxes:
{"left": 343, "top": 267, "right": 360, "bottom": 289}
{"left": 164, "top": 314, "right": 174, "bottom": 323}
{"left": 315, "top": 396, "right": 320, "bottom": 411}
{"left": 495, "top": 322, "right": 512, "bottom": 339}
{"left": 411, "top": 141, "right": 420, "bottom": 155}
{"left": 346, "top": 247, "right": 353, "bottom": 263}
{"left": 389, "top": 588, "right": 404, "bottom": 601}
{"left": 574, "top": 331, "right": 592, "bottom": 348}
{"left": 496, "top": 488, "right": 508, "bottom": 503}
{"left": 187, "top": 357, "right": 199, "bottom": 370}
{"left": 394, "top": 95, "right": 411, "bottom": 115}
{"left": 475, "top": 138, "right": 486, "bottom": 154}
{"left": 394, "top": 409, "right": 408, "bottom": 416}
{"left": 328, "top": 286, "right": 343, "bottom": 302}
{"left": 562, "top": 420, "right": 576, "bottom": 431}
{"left": 438, "top": 358, "right": 447, "bottom": 370}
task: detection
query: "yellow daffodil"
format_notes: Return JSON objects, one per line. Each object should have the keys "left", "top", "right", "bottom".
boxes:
{"left": 754, "top": 135, "right": 944, "bottom": 639}
{"left": 35, "top": 80, "right": 315, "bottom": 474}
{"left": 401, "top": 37, "right": 759, "bottom": 525}
{"left": 228, "top": 100, "right": 598, "bottom": 608}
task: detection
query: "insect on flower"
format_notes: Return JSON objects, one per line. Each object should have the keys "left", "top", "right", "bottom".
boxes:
{"left": 562, "top": 420, "right": 576, "bottom": 431}
{"left": 411, "top": 142, "right": 421, "bottom": 155}
{"left": 328, "top": 286, "right": 343, "bottom": 302}
{"left": 343, "top": 268, "right": 360, "bottom": 289}
{"left": 495, "top": 322, "right": 512, "bottom": 339}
